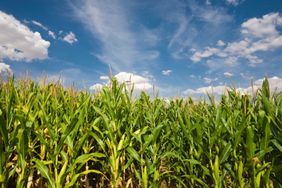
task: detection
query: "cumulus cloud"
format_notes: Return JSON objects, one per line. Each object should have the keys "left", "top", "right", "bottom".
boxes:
{"left": 217, "top": 40, "right": 225, "bottom": 47}
{"left": 114, "top": 72, "right": 153, "bottom": 90}
{"left": 224, "top": 72, "right": 233, "bottom": 77}
{"left": 89, "top": 83, "right": 103, "bottom": 92}
{"left": 162, "top": 70, "right": 172, "bottom": 76}
{"left": 63, "top": 32, "right": 78, "bottom": 44}
{"left": 183, "top": 85, "right": 228, "bottom": 95}
{"left": 190, "top": 12, "right": 282, "bottom": 67}
{"left": 0, "top": 62, "right": 11, "bottom": 73}
{"left": 241, "top": 13, "right": 282, "bottom": 38}
{"left": 253, "top": 76, "right": 282, "bottom": 93}
{"left": 0, "top": 11, "right": 50, "bottom": 64}
{"left": 191, "top": 47, "right": 220, "bottom": 62}
{"left": 183, "top": 76, "right": 282, "bottom": 96}
{"left": 90, "top": 72, "right": 153, "bottom": 92}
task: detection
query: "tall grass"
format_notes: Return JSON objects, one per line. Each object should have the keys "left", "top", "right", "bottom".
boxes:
{"left": 0, "top": 75, "right": 281, "bottom": 187}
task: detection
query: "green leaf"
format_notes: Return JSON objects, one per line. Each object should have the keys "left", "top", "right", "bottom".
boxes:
{"left": 65, "top": 170, "right": 104, "bottom": 188}
{"left": 33, "top": 159, "right": 55, "bottom": 188}
{"left": 127, "top": 147, "right": 140, "bottom": 162}
{"left": 0, "top": 109, "right": 8, "bottom": 146}
{"left": 220, "top": 142, "right": 232, "bottom": 164}
{"left": 55, "top": 117, "right": 78, "bottom": 155}
{"left": 262, "top": 78, "right": 270, "bottom": 99}
{"left": 246, "top": 125, "right": 255, "bottom": 161}
{"left": 73, "top": 153, "right": 105, "bottom": 165}
{"left": 271, "top": 139, "right": 282, "bottom": 152}
{"left": 117, "top": 134, "right": 126, "bottom": 151}
{"left": 17, "top": 128, "right": 28, "bottom": 158}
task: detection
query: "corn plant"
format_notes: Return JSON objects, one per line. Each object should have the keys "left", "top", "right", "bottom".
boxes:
{"left": 0, "top": 74, "right": 281, "bottom": 187}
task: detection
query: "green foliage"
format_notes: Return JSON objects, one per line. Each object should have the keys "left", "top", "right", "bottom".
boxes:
{"left": 0, "top": 76, "right": 281, "bottom": 187}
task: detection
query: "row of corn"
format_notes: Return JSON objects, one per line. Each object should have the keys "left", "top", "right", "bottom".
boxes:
{"left": 0, "top": 75, "right": 281, "bottom": 187}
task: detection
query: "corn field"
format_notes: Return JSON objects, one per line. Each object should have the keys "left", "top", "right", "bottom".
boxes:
{"left": 0, "top": 75, "right": 281, "bottom": 188}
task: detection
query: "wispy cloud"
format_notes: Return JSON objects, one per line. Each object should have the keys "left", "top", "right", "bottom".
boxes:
{"left": 48, "top": 31, "right": 56, "bottom": 39}
{"left": 162, "top": 69, "right": 172, "bottom": 76}
{"left": 167, "top": 0, "right": 233, "bottom": 60}
{"left": 31, "top": 20, "right": 57, "bottom": 39}
{"left": 42, "top": 68, "right": 82, "bottom": 87}
{"left": 72, "top": 0, "right": 159, "bottom": 71}
{"left": 31, "top": 20, "right": 48, "bottom": 30}
{"left": 203, "top": 77, "right": 218, "bottom": 84}
{"left": 226, "top": 0, "right": 243, "bottom": 6}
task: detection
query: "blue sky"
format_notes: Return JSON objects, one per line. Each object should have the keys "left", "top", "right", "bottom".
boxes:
{"left": 0, "top": 0, "right": 282, "bottom": 97}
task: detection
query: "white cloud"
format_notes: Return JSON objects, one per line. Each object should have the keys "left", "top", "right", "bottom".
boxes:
{"left": 168, "top": 15, "right": 190, "bottom": 60}
{"left": 183, "top": 85, "right": 228, "bottom": 95}
{"left": 30, "top": 20, "right": 56, "bottom": 40}
{"left": 141, "top": 27, "right": 160, "bottom": 46}
{"left": 72, "top": 0, "right": 159, "bottom": 71}
{"left": 142, "top": 71, "right": 155, "bottom": 80}
{"left": 189, "top": 1, "right": 233, "bottom": 24}
{"left": 191, "top": 47, "right": 220, "bottom": 62}
{"left": 99, "top": 75, "right": 109, "bottom": 80}
{"left": 203, "top": 77, "right": 212, "bottom": 84}
{"left": 236, "top": 77, "right": 282, "bottom": 95}
{"left": 40, "top": 68, "right": 83, "bottom": 87}
{"left": 224, "top": 72, "right": 233, "bottom": 77}
{"left": 240, "top": 72, "right": 254, "bottom": 80}
{"left": 190, "top": 12, "right": 282, "bottom": 67}
{"left": 167, "top": 1, "right": 232, "bottom": 60}
{"left": 226, "top": 0, "right": 241, "bottom": 6}
{"left": 44, "top": 74, "right": 64, "bottom": 84}
{"left": 217, "top": 40, "right": 225, "bottom": 47}
{"left": 203, "top": 77, "right": 218, "bottom": 84}
{"left": 90, "top": 72, "right": 153, "bottom": 92}
{"left": 162, "top": 70, "right": 172, "bottom": 76}
{"left": 0, "top": 11, "right": 50, "bottom": 62}
{"left": 48, "top": 31, "right": 56, "bottom": 39}
{"left": 241, "top": 13, "right": 282, "bottom": 38}
{"left": 63, "top": 32, "right": 78, "bottom": 44}
{"left": 205, "top": 0, "right": 211, "bottom": 5}
{"left": 115, "top": 72, "right": 153, "bottom": 90}
{"left": 31, "top": 20, "right": 48, "bottom": 30}
{"left": 183, "top": 76, "right": 282, "bottom": 96}
{"left": 89, "top": 83, "right": 103, "bottom": 91}
{"left": 0, "top": 62, "right": 11, "bottom": 73}
{"left": 253, "top": 76, "right": 282, "bottom": 93}
{"left": 190, "top": 74, "right": 196, "bottom": 78}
